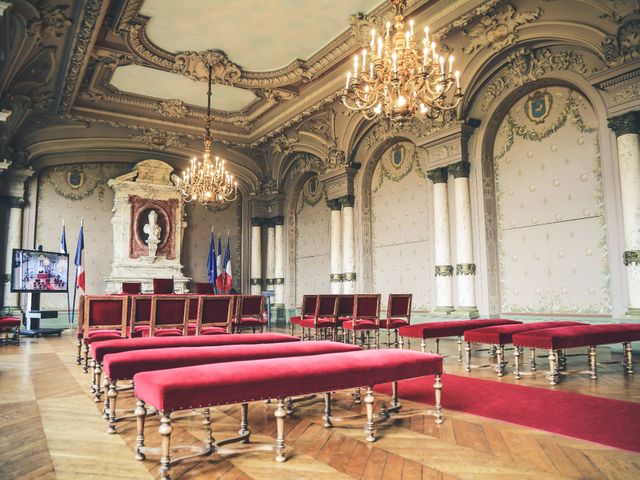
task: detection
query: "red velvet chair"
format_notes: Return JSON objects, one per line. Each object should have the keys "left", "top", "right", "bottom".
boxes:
{"left": 195, "top": 295, "right": 234, "bottom": 335}
{"left": 147, "top": 295, "right": 189, "bottom": 337}
{"left": 234, "top": 295, "right": 267, "bottom": 333}
{"left": 129, "top": 295, "right": 154, "bottom": 337}
{"left": 289, "top": 295, "right": 317, "bottom": 337}
{"left": 195, "top": 282, "right": 215, "bottom": 294}
{"left": 152, "top": 278, "right": 174, "bottom": 294}
{"left": 380, "top": 294, "right": 412, "bottom": 347}
{"left": 0, "top": 316, "right": 20, "bottom": 345}
{"left": 336, "top": 294, "right": 355, "bottom": 341}
{"left": 81, "top": 295, "right": 129, "bottom": 372}
{"left": 342, "top": 294, "right": 381, "bottom": 348}
{"left": 300, "top": 294, "right": 339, "bottom": 341}
{"left": 122, "top": 282, "right": 142, "bottom": 294}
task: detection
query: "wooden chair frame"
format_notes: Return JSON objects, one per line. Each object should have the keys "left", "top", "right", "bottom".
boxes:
{"left": 195, "top": 295, "right": 234, "bottom": 335}
{"left": 234, "top": 295, "right": 266, "bottom": 333}
{"left": 129, "top": 295, "right": 154, "bottom": 337}
{"left": 310, "top": 294, "right": 339, "bottom": 341}
{"left": 149, "top": 295, "right": 190, "bottom": 337}
{"left": 82, "top": 295, "right": 129, "bottom": 373}
{"left": 384, "top": 293, "right": 412, "bottom": 347}
{"left": 293, "top": 294, "right": 318, "bottom": 337}
{"left": 350, "top": 294, "right": 381, "bottom": 348}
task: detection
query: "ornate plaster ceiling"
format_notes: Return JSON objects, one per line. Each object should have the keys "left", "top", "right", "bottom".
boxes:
{"left": 110, "top": 65, "right": 258, "bottom": 111}
{"left": 139, "top": 0, "right": 382, "bottom": 71}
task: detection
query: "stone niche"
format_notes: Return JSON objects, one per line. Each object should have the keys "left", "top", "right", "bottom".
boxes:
{"left": 104, "top": 159, "right": 190, "bottom": 293}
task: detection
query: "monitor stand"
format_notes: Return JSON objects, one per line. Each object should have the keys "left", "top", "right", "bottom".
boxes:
{"left": 21, "top": 292, "right": 64, "bottom": 337}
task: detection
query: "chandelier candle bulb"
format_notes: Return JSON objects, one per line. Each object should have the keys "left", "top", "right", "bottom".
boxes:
{"left": 409, "top": 19, "right": 414, "bottom": 36}
{"left": 449, "top": 55, "right": 454, "bottom": 74}
{"left": 455, "top": 70, "right": 460, "bottom": 89}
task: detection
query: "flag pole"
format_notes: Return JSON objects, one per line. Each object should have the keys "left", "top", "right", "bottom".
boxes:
{"left": 63, "top": 219, "right": 72, "bottom": 325}
{"left": 71, "top": 218, "right": 83, "bottom": 326}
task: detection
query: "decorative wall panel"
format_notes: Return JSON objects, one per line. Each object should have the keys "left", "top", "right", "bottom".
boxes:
{"left": 371, "top": 142, "right": 432, "bottom": 310}
{"left": 493, "top": 86, "right": 610, "bottom": 314}
{"left": 295, "top": 176, "right": 330, "bottom": 303}
{"left": 182, "top": 200, "right": 242, "bottom": 289}
{"left": 35, "top": 163, "right": 131, "bottom": 309}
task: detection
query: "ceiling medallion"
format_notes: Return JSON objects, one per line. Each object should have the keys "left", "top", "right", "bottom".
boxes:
{"left": 176, "top": 65, "right": 238, "bottom": 206}
{"left": 341, "top": 0, "right": 464, "bottom": 122}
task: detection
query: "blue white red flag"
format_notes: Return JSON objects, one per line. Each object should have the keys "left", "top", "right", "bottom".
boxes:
{"left": 216, "top": 236, "right": 233, "bottom": 292}
{"left": 59, "top": 221, "right": 67, "bottom": 254}
{"left": 207, "top": 232, "right": 217, "bottom": 286}
{"left": 74, "top": 222, "right": 85, "bottom": 292}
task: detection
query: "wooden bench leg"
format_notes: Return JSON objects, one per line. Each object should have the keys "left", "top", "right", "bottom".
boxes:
{"left": 135, "top": 400, "right": 146, "bottom": 461}
{"left": 290, "top": 323, "right": 294, "bottom": 337}
{"left": 548, "top": 349, "right": 558, "bottom": 385}
{"left": 202, "top": 408, "right": 214, "bottom": 451}
{"left": 433, "top": 374, "right": 443, "bottom": 424}
{"left": 435, "top": 338, "right": 440, "bottom": 354}
{"left": 323, "top": 392, "right": 333, "bottom": 427}
{"left": 364, "top": 386, "right": 376, "bottom": 442}
{"left": 588, "top": 346, "right": 597, "bottom": 380}
{"left": 107, "top": 381, "right": 119, "bottom": 434}
{"left": 83, "top": 344, "right": 90, "bottom": 373}
{"left": 624, "top": 342, "right": 635, "bottom": 374}
{"left": 420, "top": 339, "right": 426, "bottom": 353}
{"left": 496, "top": 344, "right": 505, "bottom": 377}
{"left": 391, "top": 381, "right": 400, "bottom": 409}
{"left": 159, "top": 413, "right": 173, "bottom": 479}
{"left": 398, "top": 335, "right": 404, "bottom": 350}
{"left": 94, "top": 362, "right": 103, "bottom": 402}
{"left": 285, "top": 397, "right": 294, "bottom": 415}
{"left": 274, "top": 399, "right": 287, "bottom": 462}
{"left": 354, "top": 387, "right": 361, "bottom": 404}
{"left": 530, "top": 348, "right": 537, "bottom": 371}
{"left": 457, "top": 337, "right": 463, "bottom": 362}
{"left": 465, "top": 342, "right": 472, "bottom": 372}
{"left": 513, "top": 347, "right": 521, "bottom": 380}
{"left": 102, "top": 377, "right": 110, "bottom": 419}
{"left": 76, "top": 338, "right": 82, "bottom": 365}
{"left": 239, "top": 402, "right": 250, "bottom": 440}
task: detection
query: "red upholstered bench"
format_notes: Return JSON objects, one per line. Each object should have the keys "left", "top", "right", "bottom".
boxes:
{"left": 102, "top": 341, "right": 361, "bottom": 433}
{"left": 512, "top": 324, "right": 640, "bottom": 385}
{"left": 90, "top": 333, "right": 299, "bottom": 400}
{"left": 134, "top": 349, "right": 443, "bottom": 479}
{"left": 398, "top": 319, "right": 522, "bottom": 360}
{"left": 463, "top": 321, "right": 587, "bottom": 377}
{"left": 0, "top": 316, "right": 21, "bottom": 345}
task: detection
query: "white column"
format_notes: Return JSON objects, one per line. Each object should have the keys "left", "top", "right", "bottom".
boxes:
{"left": 341, "top": 197, "right": 356, "bottom": 294}
{"left": 451, "top": 162, "right": 478, "bottom": 314}
{"left": 274, "top": 222, "right": 285, "bottom": 305}
{"left": 610, "top": 113, "right": 640, "bottom": 317}
{"left": 266, "top": 224, "right": 275, "bottom": 292}
{"left": 428, "top": 168, "right": 454, "bottom": 313}
{"left": 329, "top": 202, "right": 343, "bottom": 294}
{"left": 250, "top": 223, "right": 262, "bottom": 295}
{"left": 3, "top": 198, "right": 24, "bottom": 308}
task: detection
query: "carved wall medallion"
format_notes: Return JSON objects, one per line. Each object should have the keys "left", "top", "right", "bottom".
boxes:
{"left": 128, "top": 128, "right": 187, "bottom": 151}
{"left": 155, "top": 99, "right": 189, "bottom": 118}
{"left": 129, "top": 196, "right": 177, "bottom": 260}
{"left": 66, "top": 168, "right": 85, "bottom": 189}
{"left": 525, "top": 90, "right": 553, "bottom": 124}
{"left": 602, "top": 19, "right": 640, "bottom": 66}
{"left": 462, "top": 4, "right": 543, "bottom": 55}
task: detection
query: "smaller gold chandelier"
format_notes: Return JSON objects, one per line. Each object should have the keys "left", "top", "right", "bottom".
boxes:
{"left": 177, "top": 65, "right": 238, "bottom": 206}
{"left": 341, "top": 0, "right": 463, "bottom": 122}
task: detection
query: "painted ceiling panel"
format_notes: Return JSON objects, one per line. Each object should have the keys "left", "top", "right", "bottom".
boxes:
{"left": 110, "top": 65, "right": 258, "bottom": 111}
{"left": 139, "top": 0, "right": 383, "bottom": 71}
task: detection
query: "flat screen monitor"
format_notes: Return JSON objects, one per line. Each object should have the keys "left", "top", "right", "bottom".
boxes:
{"left": 11, "top": 249, "right": 69, "bottom": 293}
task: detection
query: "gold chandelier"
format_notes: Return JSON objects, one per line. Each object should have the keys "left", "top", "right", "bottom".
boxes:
{"left": 177, "top": 65, "right": 237, "bottom": 206}
{"left": 341, "top": 0, "right": 463, "bottom": 122}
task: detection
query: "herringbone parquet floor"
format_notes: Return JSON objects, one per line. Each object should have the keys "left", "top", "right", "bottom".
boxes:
{"left": 1, "top": 331, "right": 639, "bottom": 479}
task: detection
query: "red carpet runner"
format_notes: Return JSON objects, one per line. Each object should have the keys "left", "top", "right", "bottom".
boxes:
{"left": 375, "top": 374, "right": 640, "bottom": 453}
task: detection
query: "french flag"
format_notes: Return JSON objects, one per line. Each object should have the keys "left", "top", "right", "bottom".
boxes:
{"left": 216, "top": 236, "right": 233, "bottom": 293}
{"left": 74, "top": 221, "right": 85, "bottom": 292}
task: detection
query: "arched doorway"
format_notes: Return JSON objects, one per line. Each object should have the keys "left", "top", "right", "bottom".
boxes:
{"left": 370, "top": 141, "right": 432, "bottom": 310}
{"left": 492, "top": 86, "right": 610, "bottom": 314}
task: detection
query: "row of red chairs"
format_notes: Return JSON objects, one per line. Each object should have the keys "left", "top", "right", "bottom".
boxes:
{"left": 121, "top": 279, "right": 221, "bottom": 295}
{"left": 76, "top": 294, "right": 267, "bottom": 370}
{"left": 290, "top": 293, "right": 412, "bottom": 347}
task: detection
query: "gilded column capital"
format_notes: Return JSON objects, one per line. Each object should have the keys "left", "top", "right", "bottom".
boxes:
{"left": 427, "top": 167, "right": 449, "bottom": 184}
{"left": 338, "top": 195, "right": 355, "bottom": 208}
{"left": 249, "top": 278, "right": 263, "bottom": 286}
{"left": 449, "top": 161, "right": 471, "bottom": 179}
{"left": 330, "top": 273, "right": 345, "bottom": 283}
{"left": 326, "top": 199, "right": 342, "bottom": 210}
{"left": 608, "top": 111, "right": 640, "bottom": 136}
{"left": 623, "top": 250, "right": 640, "bottom": 266}
{"left": 456, "top": 263, "right": 476, "bottom": 275}
{"left": 434, "top": 265, "right": 454, "bottom": 277}
{"left": 1, "top": 195, "right": 25, "bottom": 208}
{"left": 250, "top": 217, "right": 267, "bottom": 227}
{"left": 343, "top": 272, "right": 357, "bottom": 281}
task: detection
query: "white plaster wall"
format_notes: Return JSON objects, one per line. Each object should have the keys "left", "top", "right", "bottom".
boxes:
{"left": 494, "top": 86, "right": 611, "bottom": 314}
{"left": 371, "top": 142, "right": 431, "bottom": 310}
{"left": 295, "top": 176, "right": 330, "bottom": 304}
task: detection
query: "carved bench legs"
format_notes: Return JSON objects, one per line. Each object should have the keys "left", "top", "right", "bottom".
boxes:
{"left": 274, "top": 398, "right": 287, "bottom": 462}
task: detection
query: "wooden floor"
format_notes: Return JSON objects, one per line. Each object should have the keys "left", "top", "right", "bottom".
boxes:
{"left": 1, "top": 331, "right": 639, "bottom": 480}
